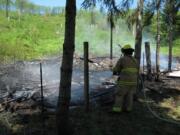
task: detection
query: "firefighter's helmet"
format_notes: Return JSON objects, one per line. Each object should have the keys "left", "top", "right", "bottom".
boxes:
{"left": 121, "top": 44, "right": 134, "bottom": 54}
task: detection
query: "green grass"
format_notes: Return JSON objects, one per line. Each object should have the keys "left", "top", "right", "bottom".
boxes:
{"left": 161, "top": 47, "right": 180, "bottom": 57}
{"left": 160, "top": 38, "right": 180, "bottom": 56}
{"left": 1, "top": 10, "right": 179, "bottom": 62}
{"left": 0, "top": 12, "right": 64, "bottom": 61}
{"left": 159, "top": 98, "right": 180, "bottom": 120}
{"left": 0, "top": 10, "right": 136, "bottom": 62}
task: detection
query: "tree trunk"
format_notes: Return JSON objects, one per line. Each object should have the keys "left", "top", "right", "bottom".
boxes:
{"left": 56, "top": 0, "right": 76, "bottom": 135}
{"left": 110, "top": 12, "right": 113, "bottom": 60}
{"left": 168, "top": 26, "right": 173, "bottom": 71}
{"left": 18, "top": 9, "right": 21, "bottom": 22}
{"left": 156, "top": 0, "right": 161, "bottom": 80}
{"left": 90, "top": 6, "right": 95, "bottom": 25}
{"left": 134, "top": 0, "right": 144, "bottom": 70}
{"left": 168, "top": 0, "right": 175, "bottom": 71}
{"left": 6, "top": 0, "right": 9, "bottom": 19}
{"left": 145, "top": 42, "right": 152, "bottom": 80}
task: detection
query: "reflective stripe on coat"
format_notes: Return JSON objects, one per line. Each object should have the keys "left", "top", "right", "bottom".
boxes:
{"left": 113, "top": 55, "right": 138, "bottom": 86}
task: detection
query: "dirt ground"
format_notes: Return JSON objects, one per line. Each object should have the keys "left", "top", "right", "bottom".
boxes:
{"left": 69, "top": 79, "right": 180, "bottom": 135}
{"left": 0, "top": 56, "right": 180, "bottom": 135}
{"left": 0, "top": 77, "right": 180, "bottom": 135}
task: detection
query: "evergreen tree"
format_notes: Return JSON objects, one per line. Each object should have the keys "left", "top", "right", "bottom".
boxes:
{"left": 163, "top": 0, "right": 180, "bottom": 71}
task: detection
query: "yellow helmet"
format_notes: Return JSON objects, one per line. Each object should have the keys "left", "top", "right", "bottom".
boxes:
{"left": 122, "top": 44, "right": 133, "bottom": 49}
{"left": 121, "top": 44, "right": 134, "bottom": 53}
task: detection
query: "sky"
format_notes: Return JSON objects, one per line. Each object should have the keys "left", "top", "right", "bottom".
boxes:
{"left": 29, "top": 0, "right": 136, "bottom": 8}
{"left": 29, "top": 0, "right": 86, "bottom": 8}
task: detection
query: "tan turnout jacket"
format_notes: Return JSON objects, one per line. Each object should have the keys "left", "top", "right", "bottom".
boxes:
{"left": 113, "top": 55, "right": 138, "bottom": 86}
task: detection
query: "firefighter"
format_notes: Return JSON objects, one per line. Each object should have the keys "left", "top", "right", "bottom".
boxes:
{"left": 112, "top": 44, "right": 138, "bottom": 113}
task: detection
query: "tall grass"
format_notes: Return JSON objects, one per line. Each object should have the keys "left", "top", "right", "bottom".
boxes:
{"left": 1, "top": 10, "right": 179, "bottom": 63}
{"left": 0, "top": 12, "right": 64, "bottom": 62}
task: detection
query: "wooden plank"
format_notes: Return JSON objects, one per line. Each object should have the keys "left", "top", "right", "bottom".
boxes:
{"left": 167, "top": 70, "right": 180, "bottom": 78}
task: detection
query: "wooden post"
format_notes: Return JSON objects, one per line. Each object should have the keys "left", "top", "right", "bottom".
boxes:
{"left": 40, "top": 63, "right": 44, "bottom": 113}
{"left": 84, "top": 42, "right": 89, "bottom": 112}
{"left": 40, "top": 63, "right": 45, "bottom": 135}
{"left": 145, "top": 42, "right": 152, "bottom": 80}
{"left": 143, "top": 52, "right": 145, "bottom": 74}
{"left": 142, "top": 52, "right": 145, "bottom": 81}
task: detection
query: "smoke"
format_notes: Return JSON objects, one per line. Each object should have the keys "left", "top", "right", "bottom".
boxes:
{"left": 0, "top": 58, "right": 112, "bottom": 105}
{"left": 141, "top": 52, "right": 178, "bottom": 71}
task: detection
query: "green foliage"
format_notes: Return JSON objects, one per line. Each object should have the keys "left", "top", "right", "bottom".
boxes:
{"left": 0, "top": 9, "right": 135, "bottom": 62}
{"left": 160, "top": 38, "right": 180, "bottom": 56}
{"left": 149, "top": 6, "right": 180, "bottom": 47}
{"left": 0, "top": 11, "right": 64, "bottom": 62}
{"left": 0, "top": 7, "right": 179, "bottom": 62}
{"left": 75, "top": 10, "right": 135, "bottom": 56}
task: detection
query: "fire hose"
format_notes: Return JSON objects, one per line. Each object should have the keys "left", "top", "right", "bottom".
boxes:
{"left": 139, "top": 75, "right": 180, "bottom": 126}
{"left": 118, "top": 43, "right": 180, "bottom": 125}
{"left": 91, "top": 74, "right": 180, "bottom": 125}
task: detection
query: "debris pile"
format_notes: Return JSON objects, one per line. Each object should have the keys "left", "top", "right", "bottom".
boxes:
{"left": 0, "top": 91, "right": 41, "bottom": 115}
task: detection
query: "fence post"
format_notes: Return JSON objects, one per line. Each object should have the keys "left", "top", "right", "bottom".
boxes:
{"left": 142, "top": 52, "right": 145, "bottom": 81}
{"left": 84, "top": 42, "right": 89, "bottom": 112}
{"left": 145, "top": 42, "right": 152, "bottom": 80}
{"left": 40, "top": 63, "right": 45, "bottom": 135}
{"left": 40, "top": 63, "right": 44, "bottom": 113}
{"left": 143, "top": 52, "right": 145, "bottom": 74}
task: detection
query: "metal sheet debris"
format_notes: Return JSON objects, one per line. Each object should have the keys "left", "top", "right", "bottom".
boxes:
{"left": 167, "top": 70, "right": 180, "bottom": 78}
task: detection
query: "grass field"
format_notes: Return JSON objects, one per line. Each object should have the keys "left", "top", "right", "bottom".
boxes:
{"left": 0, "top": 10, "right": 179, "bottom": 63}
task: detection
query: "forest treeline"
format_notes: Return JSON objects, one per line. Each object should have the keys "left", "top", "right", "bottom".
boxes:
{"left": 0, "top": 0, "right": 64, "bottom": 15}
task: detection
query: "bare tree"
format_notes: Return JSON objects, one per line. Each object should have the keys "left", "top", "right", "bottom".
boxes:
{"left": 90, "top": 3, "right": 96, "bottom": 25}
{"left": 165, "top": 0, "right": 180, "bottom": 71}
{"left": 82, "top": 0, "right": 122, "bottom": 62}
{"left": 56, "top": 0, "right": 76, "bottom": 135}
{"left": 15, "top": 0, "right": 28, "bottom": 21}
{"left": 6, "top": 0, "right": 10, "bottom": 18}
{"left": 134, "top": 0, "right": 144, "bottom": 70}
{"left": 155, "top": 0, "right": 161, "bottom": 80}
{"left": 107, "top": 11, "right": 115, "bottom": 60}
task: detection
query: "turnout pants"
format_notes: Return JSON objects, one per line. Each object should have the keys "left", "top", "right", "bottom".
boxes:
{"left": 113, "top": 84, "right": 137, "bottom": 112}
